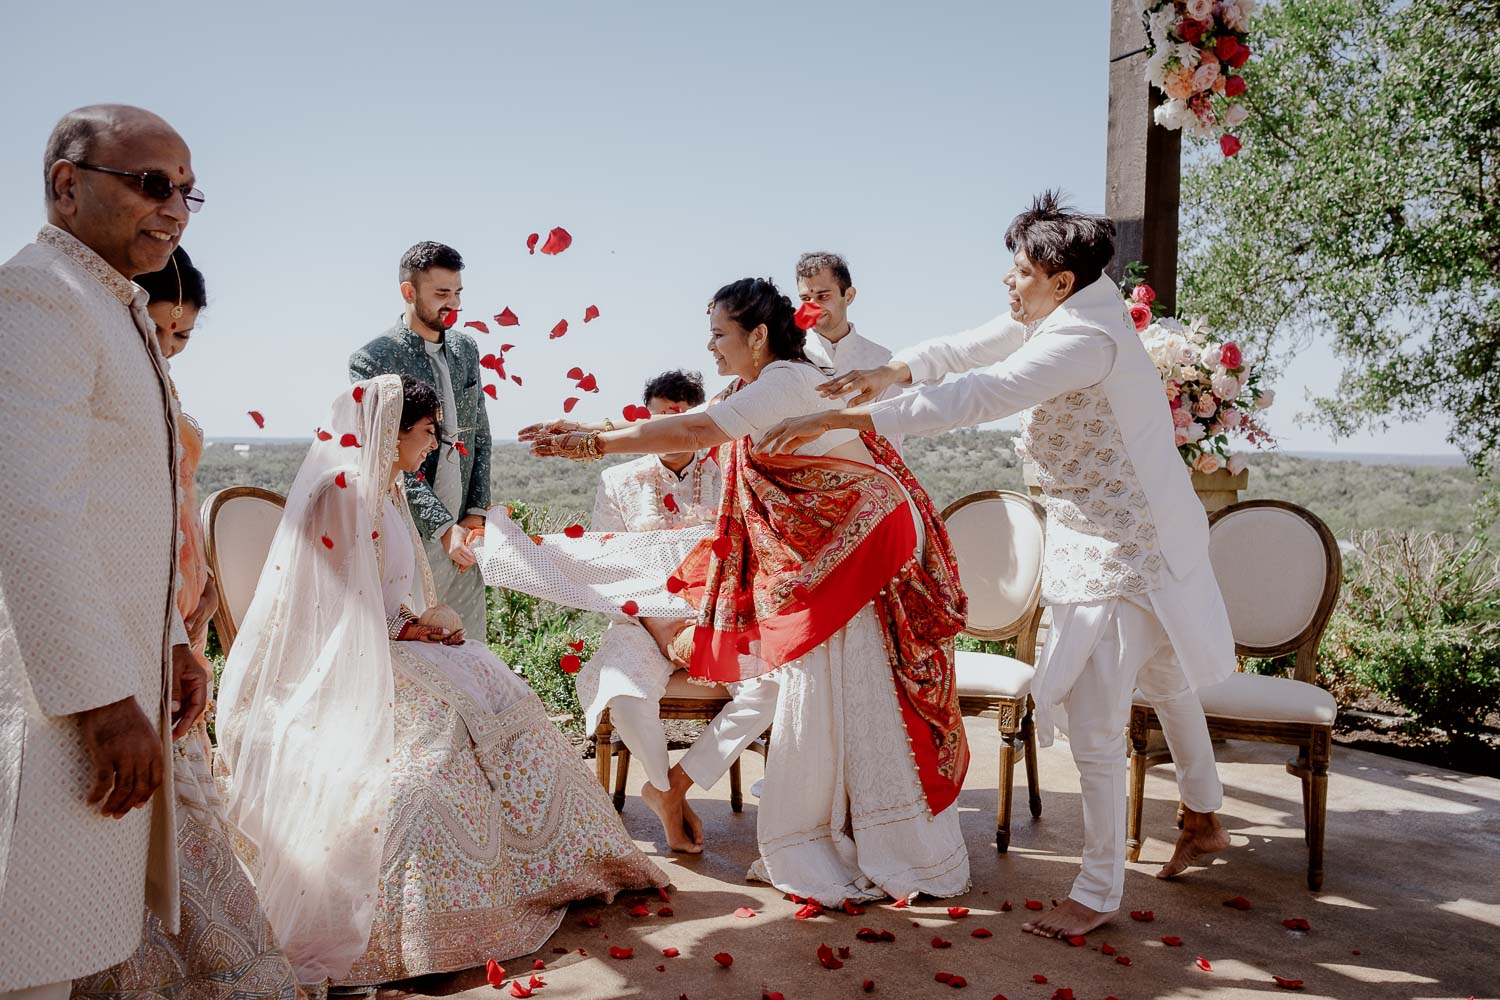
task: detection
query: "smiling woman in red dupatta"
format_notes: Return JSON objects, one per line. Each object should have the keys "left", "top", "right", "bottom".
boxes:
{"left": 519, "top": 277, "right": 971, "bottom": 905}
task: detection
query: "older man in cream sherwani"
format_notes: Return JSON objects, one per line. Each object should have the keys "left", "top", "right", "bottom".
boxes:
{"left": 0, "top": 106, "right": 207, "bottom": 1000}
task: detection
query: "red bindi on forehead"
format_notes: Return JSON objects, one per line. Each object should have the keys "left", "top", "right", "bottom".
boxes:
{"left": 178, "top": 166, "right": 185, "bottom": 175}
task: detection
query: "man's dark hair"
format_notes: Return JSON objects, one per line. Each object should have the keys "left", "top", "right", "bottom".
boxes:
{"left": 135, "top": 246, "right": 208, "bottom": 310}
{"left": 795, "top": 251, "right": 853, "bottom": 294}
{"left": 42, "top": 108, "right": 109, "bottom": 201}
{"left": 642, "top": 369, "right": 706, "bottom": 408}
{"left": 399, "top": 375, "right": 443, "bottom": 435}
{"left": 399, "top": 241, "right": 465, "bottom": 283}
{"left": 1004, "top": 190, "right": 1116, "bottom": 290}
{"left": 709, "top": 277, "right": 807, "bottom": 363}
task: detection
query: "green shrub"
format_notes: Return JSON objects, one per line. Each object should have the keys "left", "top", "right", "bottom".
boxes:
{"left": 1333, "top": 619, "right": 1500, "bottom": 743}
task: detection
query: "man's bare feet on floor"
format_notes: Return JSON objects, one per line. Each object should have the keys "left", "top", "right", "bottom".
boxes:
{"left": 1022, "top": 898, "right": 1117, "bottom": 938}
{"left": 1157, "top": 807, "right": 1231, "bottom": 879}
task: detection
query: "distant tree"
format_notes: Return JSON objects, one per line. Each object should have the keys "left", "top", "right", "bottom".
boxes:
{"left": 1178, "top": 0, "right": 1500, "bottom": 470}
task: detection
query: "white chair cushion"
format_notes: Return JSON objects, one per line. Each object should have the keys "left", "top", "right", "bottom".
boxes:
{"left": 944, "top": 495, "right": 1044, "bottom": 633}
{"left": 1133, "top": 671, "right": 1336, "bottom": 726}
{"left": 955, "top": 649, "right": 1034, "bottom": 699}
{"left": 664, "top": 672, "right": 733, "bottom": 700}
{"left": 1210, "top": 507, "right": 1327, "bottom": 648}
{"left": 211, "top": 495, "right": 285, "bottom": 630}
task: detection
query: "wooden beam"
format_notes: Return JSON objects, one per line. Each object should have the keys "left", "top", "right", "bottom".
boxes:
{"left": 1105, "top": 0, "right": 1182, "bottom": 315}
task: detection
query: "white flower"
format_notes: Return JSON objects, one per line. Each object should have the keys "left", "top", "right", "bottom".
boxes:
{"left": 1156, "top": 317, "right": 1187, "bottom": 335}
{"left": 1147, "top": 7, "right": 1177, "bottom": 46}
{"left": 1220, "top": 0, "right": 1247, "bottom": 30}
{"left": 1184, "top": 422, "right": 1207, "bottom": 443}
{"left": 1200, "top": 343, "right": 1223, "bottom": 368}
{"left": 1175, "top": 42, "right": 1202, "bottom": 69}
{"left": 1224, "top": 103, "right": 1250, "bottom": 127}
{"left": 1145, "top": 50, "right": 1171, "bottom": 89}
{"left": 1211, "top": 372, "right": 1241, "bottom": 401}
{"left": 1240, "top": 0, "right": 1258, "bottom": 16}
{"left": 1220, "top": 407, "right": 1243, "bottom": 429}
{"left": 1255, "top": 388, "right": 1276, "bottom": 409}
{"left": 1227, "top": 453, "right": 1249, "bottom": 475}
{"left": 1186, "top": 0, "right": 1213, "bottom": 18}
{"left": 1153, "top": 99, "right": 1194, "bottom": 130}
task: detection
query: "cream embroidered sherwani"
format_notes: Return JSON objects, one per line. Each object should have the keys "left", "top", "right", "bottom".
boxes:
{"left": 0, "top": 226, "right": 185, "bottom": 990}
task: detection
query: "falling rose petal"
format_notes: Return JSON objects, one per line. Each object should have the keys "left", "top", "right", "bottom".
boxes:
{"left": 481, "top": 354, "right": 498, "bottom": 370}
{"left": 1282, "top": 918, "right": 1311, "bottom": 932}
{"left": 734, "top": 907, "right": 756, "bottom": 919}
{"left": 563, "top": 397, "right": 580, "bottom": 413}
{"left": 442, "top": 309, "right": 458, "bottom": 328}
{"left": 658, "top": 906, "right": 674, "bottom": 917}
{"left": 1161, "top": 936, "right": 1183, "bottom": 947}
{"left": 1223, "top": 896, "right": 1252, "bottom": 911}
{"left": 609, "top": 946, "right": 633, "bottom": 960}
{"left": 623, "top": 405, "right": 642, "bottom": 422}
{"left": 713, "top": 952, "right": 733, "bottom": 967}
{"left": 842, "top": 900, "right": 866, "bottom": 916}
{"left": 495, "top": 308, "right": 521, "bottom": 327}
{"left": 1272, "top": 976, "right": 1305, "bottom": 990}
{"left": 486, "top": 958, "right": 506, "bottom": 988}
{"left": 793, "top": 301, "right": 823, "bottom": 331}
{"left": 628, "top": 903, "right": 651, "bottom": 917}
{"left": 316, "top": 428, "right": 333, "bottom": 441}
{"left": 550, "top": 319, "right": 568, "bottom": 339}
{"left": 576, "top": 373, "right": 599, "bottom": 392}
{"left": 511, "top": 375, "right": 523, "bottom": 386}
{"left": 483, "top": 385, "right": 498, "bottom": 399}
{"left": 501, "top": 342, "right": 515, "bottom": 352}
{"left": 930, "top": 936, "right": 952, "bottom": 949}
{"left": 815, "top": 943, "right": 843, "bottom": 970}
{"left": 662, "top": 493, "right": 679, "bottom": 513}
{"left": 568, "top": 639, "right": 586, "bottom": 652}
{"left": 947, "top": 907, "right": 969, "bottom": 919}
{"left": 539, "top": 227, "right": 573, "bottom": 255}
{"left": 340, "top": 433, "right": 361, "bottom": 448}
{"left": 415, "top": 472, "right": 425, "bottom": 483}
{"left": 1195, "top": 957, "right": 1212, "bottom": 972}
{"left": 584, "top": 304, "right": 600, "bottom": 323}
{"left": 1115, "top": 955, "right": 1133, "bottom": 966}
{"left": 566, "top": 366, "right": 585, "bottom": 380}
{"left": 1129, "top": 910, "right": 1154, "bottom": 922}
{"left": 620, "top": 600, "right": 639, "bottom": 615}
{"left": 464, "top": 320, "right": 490, "bottom": 334}
{"left": 662, "top": 947, "right": 680, "bottom": 958}
{"left": 455, "top": 440, "right": 469, "bottom": 457}
{"left": 1066, "top": 935, "right": 1087, "bottom": 947}
{"left": 1025, "top": 900, "right": 1044, "bottom": 911}
{"left": 320, "top": 535, "right": 334, "bottom": 549}
{"left": 248, "top": 410, "right": 265, "bottom": 428}
{"left": 559, "top": 654, "right": 581, "bottom": 674}
{"left": 333, "top": 471, "right": 349, "bottom": 490}
{"left": 862, "top": 982, "right": 874, "bottom": 993}
{"left": 666, "top": 576, "right": 688, "bottom": 594}
{"left": 999, "top": 900, "right": 1013, "bottom": 912}
{"left": 795, "top": 902, "right": 824, "bottom": 920}
{"left": 971, "top": 928, "right": 993, "bottom": 938}
{"left": 526, "top": 233, "right": 539, "bottom": 254}
{"left": 1100, "top": 944, "right": 1117, "bottom": 956}
{"left": 350, "top": 384, "right": 366, "bottom": 404}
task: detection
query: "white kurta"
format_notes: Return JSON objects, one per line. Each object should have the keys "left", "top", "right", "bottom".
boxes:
{"left": 0, "top": 226, "right": 186, "bottom": 989}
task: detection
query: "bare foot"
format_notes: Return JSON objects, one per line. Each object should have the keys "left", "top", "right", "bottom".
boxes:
{"left": 640, "top": 782, "right": 702, "bottom": 854}
{"left": 681, "top": 798, "right": 704, "bottom": 847}
{"left": 1021, "top": 898, "right": 1117, "bottom": 938}
{"left": 1156, "top": 808, "right": 1231, "bottom": 879}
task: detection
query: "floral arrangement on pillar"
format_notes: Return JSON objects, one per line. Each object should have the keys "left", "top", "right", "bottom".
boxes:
{"left": 1139, "top": 0, "right": 1256, "bottom": 156}
{"left": 1121, "top": 265, "right": 1274, "bottom": 475}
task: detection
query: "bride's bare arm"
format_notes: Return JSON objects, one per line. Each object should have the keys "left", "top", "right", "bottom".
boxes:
{"left": 531, "top": 411, "right": 729, "bottom": 459}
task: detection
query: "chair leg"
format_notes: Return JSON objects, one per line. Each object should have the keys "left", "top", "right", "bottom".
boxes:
{"left": 612, "top": 747, "right": 631, "bottom": 812}
{"left": 997, "top": 724, "right": 1019, "bottom": 853}
{"left": 1126, "top": 707, "right": 1150, "bottom": 863}
{"left": 1307, "top": 744, "right": 1330, "bottom": 892}
{"left": 594, "top": 717, "right": 613, "bottom": 792}
{"left": 1021, "top": 712, "right": 1041, "bottom": 818}
{"left": 729, "top": 758, "right": 743, "bottom": 814}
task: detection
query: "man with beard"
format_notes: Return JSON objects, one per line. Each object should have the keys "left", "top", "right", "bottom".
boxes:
{"left": 350, "top": 241, "right": 493, "bottom": 638}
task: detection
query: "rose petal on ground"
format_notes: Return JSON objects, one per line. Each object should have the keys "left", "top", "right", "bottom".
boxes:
{"left": 838, "top": 946, "right": 852, "bottom": 959}
{"left": 563, "top": 524, "right": 585, "bottom": 539}
{"left": 559, "top": 654, "right": 581, "bottom": 674}
{"left": 1115, "top": 955, "right": 1133, "bottom": 966}
{"left": 947, "top": 907, "right": 969, "bottom": 919}
{"left": 971, "top": 928, "right": 993, "bottom": 938}
{"left": 496, "top": 308, "right": 520, "bottom": 326}
{"left": 508, "top": 982, "right": 531, "bottom": 998}
{"left": 1100, "top": 944, "right": 1117, "bottom": 956}
{"left": 658, "top": 906, "right": 674, "bottom": 917}
{"left": 1272, "top": 976, "right": 1305, "bottom": 990}
{"left": 628, "top": 903, "right": 650, "bottom": 917}
{"left": 540, "top": 227, "right": 572, "bottom": 255}
{"left": 999, "top": 900, "right": 1013, "bottom": 912}
{"left": 713, "top": 952, "right": 733, "bottom": 967}
{"left": 936, "top": 973, "right": 953, "bottom": 984}
{"left": 527, "top": 975, "right": 544, "bottom": 989}
{"left": 581, "top": 916, "right": 600, "bottom": 928}
{"left": 1129, "top": 910, "right": 1154, "bottom": 922}
{"left": 1223, "top": 896, "right": 1252, "bottom": 911}
{"left": 249, "top": 410, "right": 265, "bottom": 428}
{"left": 1066, "top": 935, "right": 1087, "bottom": 947}
{"left": 948, "top": 976, "right": 967, "bottom": 988}
{"left": 795, "top": 903, "right": 823, "bottom": 920}
{"left": 526, "top": 233, "right": 539, "bottom": 254}
{"left": 662, "top": 947, "right": 680, "bottom": 957}
{"left": 584, "top": 305, "right": 600, "bottom": 323}
{"left": 890, "top": 898, "right": 909, "bottom": 909}
{"left": 465, "top": 321, "right": 490, "bottom": 334}
{"left": 1161, "top": 936, "right": 1183, "bottom": 947}
{"left": 1032, "top": 974, "right": 1048, "bottom": 984}
{"left": 1051, "top": 990, "right": 1074, "bottom": 1000}
{"left": 1196, "top": 957, "right": 1212, "bottom": 972}
{"left": 1282, "top": 918, "right": 1311, "bottom": 932}
{"left": 486, "top": 959, "right": 506, "bottom": 988}
{"left": 532, "top": 959, "right": 545, "bottom": 970}
{"left": 1025, "top": 900, "right": 1044, "bottom": 911}
{"left": 931, "top": 936, "right": 952, "bottom": 949}
{"left": 734, "top": 907, "right": 756, "bottom": 918}
{"left": 843, "top": 900, "right": 866, "bottom": 916}
{"left": 816, "top": 943, "right": 843, "bottom": 970}
{"left": 609, "top": 946, "right": 632, "bottom": 960}
{"left": 862, "top": 981, "right": 874, "bottom": 993}
{"left": 764, "top": 993, "right": 786, "bottom": 1000}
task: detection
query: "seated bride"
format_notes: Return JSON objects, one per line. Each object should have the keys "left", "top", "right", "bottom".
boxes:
{"left": 215, "top": 374, "right": 667, "bottom": 990}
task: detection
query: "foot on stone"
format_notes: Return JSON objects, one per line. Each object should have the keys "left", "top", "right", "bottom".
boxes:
{"left": 1021, "top": 898, "right": 1117, "bottom": 938}
{"left": 641, "top": 782, "right": 703, "bottom": 853}
{"left": 1157, "top": 810, "right": 1231, "bottom": 879}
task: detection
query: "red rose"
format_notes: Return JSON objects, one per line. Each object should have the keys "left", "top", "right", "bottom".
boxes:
{"left": 1180, "top": 18, "right": 1207, "bottom": 44}
{"left": 1220, "top": 133, "right": 1243, "bottom": 157}
{"left": 1225, "top": 75, "right": 1247, "bottom": 97}
{"left": 1129, "top": 302, "right": 1152, "bottom": 331}
{"left": 1220, "top": 341, "right": 1243, "bottom": 368}
{"left": 1215, "top": 35, "right": 1240, "bottom": 61}
{"left": 1228, "top": 43, "right": 1251, "bottom": 68}
{"left": 1132, "top": 283, "right": 1156, "bottom": 305}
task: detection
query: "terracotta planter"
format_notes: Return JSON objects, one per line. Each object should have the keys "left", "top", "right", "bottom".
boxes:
{"left": 1022, "top": 462, "right": 1248, "bottom": 513}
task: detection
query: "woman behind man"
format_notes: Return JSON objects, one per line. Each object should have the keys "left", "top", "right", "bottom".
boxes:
{"left": 73, "top": 248, "right": 299, "bottom": 1000}
{"left": 215, "top": 374, "right": 666, "bottom": 990}
{"left": 518, "top": 278, "right": 971, "bottom": 906}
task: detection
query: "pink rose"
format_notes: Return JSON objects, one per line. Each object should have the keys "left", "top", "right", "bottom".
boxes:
{"left": 1175, "top": 430, "right": 1190, "bottom": 448}
{"left": 1129, "top": 302, "right": 1152, "bottom": 331}
{"left": 1220, "top": 408, "right": 1243, "bottom": 429}
{"left": 1225, "top": 75, "right": 1247, "bottom": 97}
{"left": 1132, "top": 283, "right": 1156, "bottom": 305}
{"left": 1195, "top": 396, "right": 1218, "bottom": 419}
{"left": 1172, "top": 406, "right": 1193, "bottom": 428}
{"left": 1211, "top": 372, "right": 1241, "bottom": 401}
{"left": 1227, "top": 454, "right": 1249, "bottom": 475}
{"left": 1255, "top": 388, "right": 1276, "bottom": 409}
{"left": 1220, "top": 341, "right": 1243, "bottom": 368}
{"left": 1215, "top": 35, "right": 1241, "bottom": 62}
{"left": 1220, "top": 133, "right": 1242, "bottom": 157}
{"left": 1194, "top": 452, "right": 1222, "bottom": 474}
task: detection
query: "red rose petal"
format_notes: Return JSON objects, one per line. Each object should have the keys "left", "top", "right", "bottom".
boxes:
{"left": 971, "top": 928, "right": 993, "bottom": 938}
{"left": 465, "top": 320, "right": 490, "bottom": 334}
{"left": 628, "top": 903, "right": 650, "bottom": 917}
{"left": 248, "top": 410, "right": 265, "bottom": 428}
{"left": 320, "top": 535, "right": 334, "bottom": 549}
{"left": 1032, "top": 975, "right": 1048, "bottom": 984}
{"left": 340, "top": 433, "right": 360, "bottom": 448}
{"left": 890, "top": 898, "right": 909, "bottom": 909}
{"left": 529, "top": 534, "right": 543, "bottom": 545}
{"left": 931, "top": 936, "right": 952, "bottom": 949}
{"left": 371, "top": 530, "right": 379, "bottom": 540}
{"left": 485, "top": 958, "right": 506, "bottom": 988}
{"left": 568, "top": 639, "right": 586, "bottom": 652}
{"left": 1161, "top": 936, "right": 1183, "bottom": 947}
{"left": 539, "top": 227, "right": 572, "bottom": 255}
{"left": 999, "top": 900, "right": 1013, "bottom": 912}
{"left": 862, "top": 981, "right": 874, "bottom": 993}
{"left": 576, "top": 373, "right": 598, "bottom": 392}
{"left": 948, "top": 975, "right": 968, "bottom": 988}
{"left": 1282, "top": 918, "right": 1311, "bottom": 932}
{"left": 455, "top": 440, "right": 469, "bottom": 457}
{"left": 816, "top": 943, "right": 842, "bottom": 970}
{"left": 550, "top": 319, "right": 568, "bottom": 339}
{"left": 793, "top": 301, "right": 823, "bottom": 330}
{"left": 528, "top": 975, "right": 544, "bottom": 989}
{"left": 935, "top": 973, "right": 953, "bottom": 984}
{"left": 609, "top": 946, "right": 632, "bottom": 960}
{"left": 841, "top": 899, "right": 865, "bottom": 915}
{"left": 559, "top": 654, "right": 581, "bottom": 674}
{"left": 495, "top": 308, "right": 520, "bottom": 327}
{"left": 837, "top": 946, "right": 851, "bottom": 959}
{"left": 1115, "top": 955, "right": 1133, "bottom": 966}
{"left": 480, "top": 354, "right": 498, "bottom": 370}
{"left": 947, "top": 907, "right": 969, "bottom": 919}
{"left": 662, "top": 947, "right": 680, "bottom": 957}
{"left": 562, "top": 525, "right": 586, "bottom": 542}
{"left": 734, "top": 907, "right": 756, "bottom": 918}
{"left": 1100, "top": 943, "right": 1117, "bottom": 956}
{"left": 563, "top": 397, "right": 580, "bottom": 413}
{"left": 666, "top": 576, "right": 688, "bottom": 594}
{"left": 483, "top": 385, "right": 498, "bottom": 399}
{"left": 765, "top": 993, "right": 786, "bottom": 1000}
{"left": 1195, "top": 957, "right": 1212, "bottom": 972}
{"left": 442, "top": 309, "right": 458, "bottom": 328}
{"left": 662, "top": 493, "right": 679, "bottom": 513}
{"left": 584, "top": 305, "right": 600, "bottom": 323}
{"left": 512, "top": 375, "right": 523, "bottom": 386}
{"left": 500, "top": 342, "right": 515, "bottom": 352}
{"left": 1223, "top": 896, "right": 1252, "bottom": 910}
{"left": 620, "top": 600, "right": 638, "bottom": 616}
{"left": 1051, "top": 991, "right": 1074, "bottom": 1000}
{"left": 1066, "top": 934, "right": 1087, "bottom": 947}
{"left": 315, "top": 428, "right": 333, "bottom": 441}
{"left": 566, "top": 366, "right": 585, "bottom": 380}
{"left": 351, "top": 385, "right": 365, "bottom": 403}
{"left": 331, "top": 471, "right": 347, "bottom": 490}
{"left": 1272, "top": 976, "right": 1305, "bottom": 990}
{"left": 713, "top": 952, "right": 733, "bottom": 967}
{"left": 526, "top": 233, "right": 539, "bottom": 254}
{"left": 658, "top": 906, "right": 674, "bottom": 917}
{"left": 508, "top": 981, "right": 531, "bottom": 998}
{"left": 532, "top": 959, "right": 545, "bottom": 970}
{"left": 1129, "top": 910, "right": 1154, "bottom": 922}
{"left": 1025, "top": 900, "right": 1044, "bottom": 911}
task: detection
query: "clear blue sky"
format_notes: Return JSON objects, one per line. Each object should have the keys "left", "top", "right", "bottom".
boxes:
{"left": 0, "top": 0, "right": 1458, "bottom": 457}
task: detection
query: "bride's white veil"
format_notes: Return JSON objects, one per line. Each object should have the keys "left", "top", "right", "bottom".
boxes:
{"left": 217, "top": 374, "right": 429, "bottom": 982}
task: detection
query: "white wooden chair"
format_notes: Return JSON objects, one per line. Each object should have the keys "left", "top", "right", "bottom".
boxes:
{"left": 1127, "top": 499, "right": 1342, "bottom": 890}
{"left": 201, "top": 486, "right": 286, "bottom": 652}
{"left": 941, "top": 490, "right": 1047, "bottom": 852}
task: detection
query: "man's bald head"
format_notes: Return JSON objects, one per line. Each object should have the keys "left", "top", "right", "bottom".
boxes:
{"left": 43, "top": 105, "right": 181, "bottom": 201}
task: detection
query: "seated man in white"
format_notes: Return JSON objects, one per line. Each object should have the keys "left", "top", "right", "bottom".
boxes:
{"left": 763, "top": 191, "right": 1237, "bottom": 937}
{"left": 579, "top": 369, "right": 769, "bottom": 853}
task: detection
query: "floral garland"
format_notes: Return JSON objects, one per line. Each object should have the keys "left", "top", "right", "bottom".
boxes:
{"left": 1121, "top": 271, "right": 1275, "bottom": 474}
{"left": 1140, "top": 0, "right": 1256, "bottom": 156}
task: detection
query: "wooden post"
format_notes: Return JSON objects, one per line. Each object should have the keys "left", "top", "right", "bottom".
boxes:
{"left": 1105, "top": 0, "right": 1181, "bottom": 316}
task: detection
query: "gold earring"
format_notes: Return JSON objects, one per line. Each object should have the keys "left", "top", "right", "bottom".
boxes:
{"left": 169, "top": 254, "right": 184, "bottom": 320}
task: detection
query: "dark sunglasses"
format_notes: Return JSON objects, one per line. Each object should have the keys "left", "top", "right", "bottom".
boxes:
{"left": 72, "top": 162, "right": 205, "bottom": 213}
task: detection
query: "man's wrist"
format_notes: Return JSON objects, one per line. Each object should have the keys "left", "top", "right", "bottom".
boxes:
{"left": 891, "top": 360, "right": 914, "bottom": 385}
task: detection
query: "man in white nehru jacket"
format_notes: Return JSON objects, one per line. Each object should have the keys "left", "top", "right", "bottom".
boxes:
{"left": 761, "top": 191, "right": 1237, "bottom": 938}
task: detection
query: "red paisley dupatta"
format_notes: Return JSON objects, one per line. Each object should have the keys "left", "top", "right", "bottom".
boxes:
{"left": 670, "top": 431, "right": 970, "bottom": 814}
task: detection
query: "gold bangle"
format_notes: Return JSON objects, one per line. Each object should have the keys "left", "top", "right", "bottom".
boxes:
{"left": 601, "top": 418, "right": 616, "bottom": 432}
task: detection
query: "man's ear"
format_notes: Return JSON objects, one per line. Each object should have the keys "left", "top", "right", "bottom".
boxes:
{"left": 400, "top": 280, "right": 417, "bottom": 305}
{"left": 1052, "top": 270, "right": 1076, "bottom": 302}
{"left": 48, "top": 161, "right": 79, "bottom": 216}
{"left": 844, "top": 285, "right": 857, "bottom": 308}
